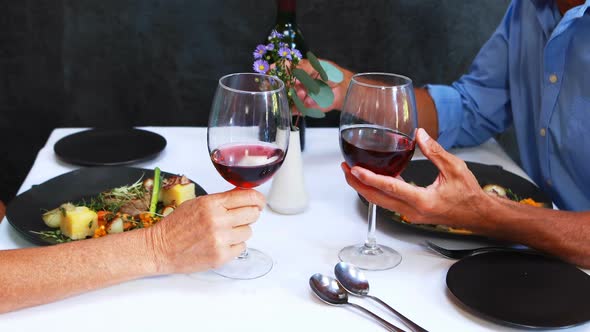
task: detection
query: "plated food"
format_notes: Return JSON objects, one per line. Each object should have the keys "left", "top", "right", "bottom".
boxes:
{"left": 33, "top": 168, "right": 196, "bottom": 242}
{"left": 6, "top": 167, "right": 207, "bottom": 245}
{"left": 366, "top": 160, "right": 553, "bottom": 237}
{"left": 394, "top": 183, "right": 545, "bottom": 235}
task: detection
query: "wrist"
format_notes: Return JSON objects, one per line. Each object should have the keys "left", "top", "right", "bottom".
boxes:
{"left": 139, "top": 227, "right": 169, "bottom": 276}
{"left": 463, "top": 191, "right": 503, "bottom": 234}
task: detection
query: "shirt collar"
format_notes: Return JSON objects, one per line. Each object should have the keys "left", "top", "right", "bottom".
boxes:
{"left": 529, "top": 0, "right": 590, "bottom": 40}
{"left": 529, "top": 0, "right": 590, "bottom": 17}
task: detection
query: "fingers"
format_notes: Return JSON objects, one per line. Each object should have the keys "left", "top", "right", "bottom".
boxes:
{"left": 226, "top": 225, "right": 253, "bottom": 245}
{"left": 219, "top": 189, "right": 265, "bottom": 211}
{"left": 341, "top": 163, "right": 416, "bottom": 215}
{"left": 226, "top": 206, "right": 261, "bottom": 227}
{"left": 416, "top": 128, "right": 463, "bottom": 175}
{"left": 344, "top": 163, "right": 423, "bottom": 203}
{"left": 297, "top": 59, "right": 315, "bottom": 74}
{"left": 228, "top": 242, "right": 247, "bottom": 258}
{"left": 295, "top": 86, "right": 320, "bottom": 108}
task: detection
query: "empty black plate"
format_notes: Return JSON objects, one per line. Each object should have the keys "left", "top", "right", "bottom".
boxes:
{"left": 446, "top": 251, "right": 590, "bottom": 329}
{"left": 6, "top": 167, "right": 207, "bottom": 246}
{"left": 54, "top": 128, "right": 167, "bottom": 166}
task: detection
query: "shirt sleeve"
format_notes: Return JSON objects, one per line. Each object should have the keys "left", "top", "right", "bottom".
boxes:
{"left": 426, "top": 1, "right": 516, "bottom": 149}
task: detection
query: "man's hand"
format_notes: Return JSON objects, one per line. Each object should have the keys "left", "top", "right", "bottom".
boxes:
{"left": 294, "top": 59, "right": 354, "bottom": 112}
{"left": 341, "top": 128, "right": 490, "bottom": 230}
{"left": 147, "top": 189, "right": 266, "bottom": 274}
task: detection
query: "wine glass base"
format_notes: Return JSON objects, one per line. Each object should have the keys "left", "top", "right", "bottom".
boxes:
{"left": 338, "top": 244, "right": 402, "bottom": 271}
{"left": 213, "top": 248, "right": 273, "bottom": 280}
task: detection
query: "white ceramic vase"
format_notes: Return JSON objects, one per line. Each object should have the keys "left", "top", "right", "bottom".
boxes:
{"left": 267, "top": 129, "right": 308, "bottom": 214}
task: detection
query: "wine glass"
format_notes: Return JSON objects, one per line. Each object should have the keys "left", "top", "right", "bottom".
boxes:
{"left": 339, "top": 73, "right": 418, "bottom": 270}
{"left": 207, "top": 73, "right": 290, "bottom": 280}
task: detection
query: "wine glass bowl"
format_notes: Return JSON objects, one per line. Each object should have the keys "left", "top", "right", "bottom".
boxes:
{"left": 339, "top": 73, "right": 418, "bottom": 270}
{"left": 210, "top": 143, "right": 286, "bottom": 189}
{"left": 207, "top": 73, "right": 290, "bottom": 279}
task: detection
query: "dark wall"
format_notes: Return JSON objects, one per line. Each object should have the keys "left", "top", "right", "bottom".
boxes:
{"left": 0, "top": 0, "right": 510, "bottom": 202}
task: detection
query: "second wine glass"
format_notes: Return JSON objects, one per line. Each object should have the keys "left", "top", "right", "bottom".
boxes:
{"left": 339, "top": 73, "right": 418, "bottom": 270}
{"left": 207, "top": 73, "right": 290, "bottom": 279}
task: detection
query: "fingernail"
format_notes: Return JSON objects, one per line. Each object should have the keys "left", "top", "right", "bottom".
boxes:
{"left": 351, "top": 168, "right": 360, "bottom": 178}
{"left": 418, "top": 128, "right": 430, "bottom": 142}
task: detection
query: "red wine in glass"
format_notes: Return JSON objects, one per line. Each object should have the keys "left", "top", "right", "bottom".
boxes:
{"left": 210, "top": 143, "right": 286, "bottom": 188}
{"left": 339, "top": 72, "right": 418, "bottom": 271}
{"left": 340, "top": 126, "right": 415, "bottom": 177}
{"left": 206, "top": 73, "right": 290, "bottom": 280}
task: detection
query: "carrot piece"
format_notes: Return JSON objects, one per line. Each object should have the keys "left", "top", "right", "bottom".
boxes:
{"left": 97, "top": 210, "right": 109, "bottom": 221}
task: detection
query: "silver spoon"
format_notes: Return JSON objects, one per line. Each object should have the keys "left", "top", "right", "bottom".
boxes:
{"left": 335, "top": 262, "right": 428, "bottom": 332}
{"left": 309, "top": 273, "right": 406, "bottom": 332}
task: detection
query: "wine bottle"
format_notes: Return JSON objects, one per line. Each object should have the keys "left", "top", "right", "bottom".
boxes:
{"left": 271, "top": 0, "right": 308, "bottom": 149}
{"left": 273, "top": 0, "right": 308, "bottom": 57}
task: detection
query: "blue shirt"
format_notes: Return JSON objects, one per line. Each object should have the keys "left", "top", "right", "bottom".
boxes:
{"left": 427, "top": 0, "right": 590, "bottom": 211}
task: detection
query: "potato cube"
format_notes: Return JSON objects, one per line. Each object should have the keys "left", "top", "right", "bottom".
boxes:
{"left": 60, "top": 206, "right": 98, "bottom": 240}
{"left": 161, "top": 183, "right": 196, "bottom": 206}
{"left": 107, "top": 217, "right": 124, "bottom": 234}
{"left": 42, "top": 209, "right": 64, "bottom": 228}
{"left": 42, "top": 203, "right": 76, "bottom": 228}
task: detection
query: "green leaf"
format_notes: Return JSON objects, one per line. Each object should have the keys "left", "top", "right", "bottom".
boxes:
{"left": 290, "top": 88, "right": 325, "bottom": 119}
{"left": 319, "top": 60, "right": 344, "bottom": 83}
{"left": 292, "top": 68, "right": 320, "bottom": 94}
{"left": 308, "top": 80, "right": 335, "bottom": 108}
{"left": 307, "top": 51, "right": 328, "bottom": 82}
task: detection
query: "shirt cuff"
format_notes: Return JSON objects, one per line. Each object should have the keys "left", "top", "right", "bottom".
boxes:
{"left": 425, "top": 84, "right": 463, "bottom": 149}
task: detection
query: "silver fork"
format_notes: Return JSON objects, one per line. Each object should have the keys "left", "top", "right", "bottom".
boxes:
{"left": 424, "top": 240, "right": 534, "bottom": 260}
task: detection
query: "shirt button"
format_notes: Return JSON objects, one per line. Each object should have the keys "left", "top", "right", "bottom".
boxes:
{"left": 539, "top": 128, "right": 546, "bottom": 137}
{"left": 549, "top": 74, "right": 558, "bottom": 84}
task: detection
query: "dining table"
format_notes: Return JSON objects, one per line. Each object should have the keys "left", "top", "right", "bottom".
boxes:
{"left": 1, "top": 126, "right": 588, "bottom": 332}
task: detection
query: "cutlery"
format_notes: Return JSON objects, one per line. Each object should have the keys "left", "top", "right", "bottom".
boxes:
{"left": 425, "top": 240, "right": 534, "bottom": 260}
{"left": 335, "top": 262, "right": 428, "bottom": 332}
{"left": 309, "top": 273, "right": 406, "bottom": 332}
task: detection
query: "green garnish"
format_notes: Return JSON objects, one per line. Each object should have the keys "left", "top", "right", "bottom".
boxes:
{"left": 506, "top": 188, "right": 521, "bottom": 202}
{"left": 30, "top": 230, "right": 72, "bottom": 243}
{"left": 84, "top": 177, "right": 146, "bottom": 212}
{"left": 149, "top": 167, "right": 161, "bottom": 214}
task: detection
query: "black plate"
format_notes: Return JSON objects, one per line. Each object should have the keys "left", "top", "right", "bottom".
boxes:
{"left": 363, "top": 160, "right": 553, "bottom": 236}
{"left": 54, "top": 128, "right": 167, "bottom": 166}
{"left": 6, "top": 167, "right": 207, "bottom": 246}
{"left": 447, "top": 251, "right": 590, "bottom": 329}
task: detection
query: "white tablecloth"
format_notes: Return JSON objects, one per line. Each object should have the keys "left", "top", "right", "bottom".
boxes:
{"left": 1, "top": 127, "right": 588, "bottom": 332}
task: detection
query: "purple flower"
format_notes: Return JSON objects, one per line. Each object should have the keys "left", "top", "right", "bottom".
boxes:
{"left": 253, "top": 59, "right": 270, "bottom": 74}
{"left": 278, "top": 42, "right": 288, "bottom": 48}
{"left": 291, "top": 48, "right": 303, "bottom": 60}
{"left": 265, "top": 43, "right": 275, "bottom": 51}
{"left": 269, "top": 29, "right": 283, "bottom": 40}
{"left": 278, "top": 47, "right": 292, "bottom": 60}
{"left": 253, "top": 45, "right": 266, "bottom": 59}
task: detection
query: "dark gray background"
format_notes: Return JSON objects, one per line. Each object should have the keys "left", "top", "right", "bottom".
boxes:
{"left": 0, "top": 0, "right": 510, "bottom": 202}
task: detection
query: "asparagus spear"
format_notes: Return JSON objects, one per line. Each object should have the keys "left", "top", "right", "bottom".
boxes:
{"left": 149, "top": 167, "right": 161, "bottom": 214}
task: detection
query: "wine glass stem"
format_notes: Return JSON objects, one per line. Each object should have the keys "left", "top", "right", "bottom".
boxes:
{"left": 237, "top": 248, "right": 249, "bottom": 259}
{"left": 365, "top": 202, "right": 378, "bottom": 250}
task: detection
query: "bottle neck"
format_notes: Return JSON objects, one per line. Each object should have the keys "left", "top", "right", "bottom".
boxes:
{"left": 276, "top": 0, "right": 297, "bottom": 24}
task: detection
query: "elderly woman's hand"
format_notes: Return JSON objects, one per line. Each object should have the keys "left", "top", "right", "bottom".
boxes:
{"left": 0, "top": 200, "right": 5, "bottom": 221}
{"left": 146, "top": 189, "right": 266, "bottom": 274}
